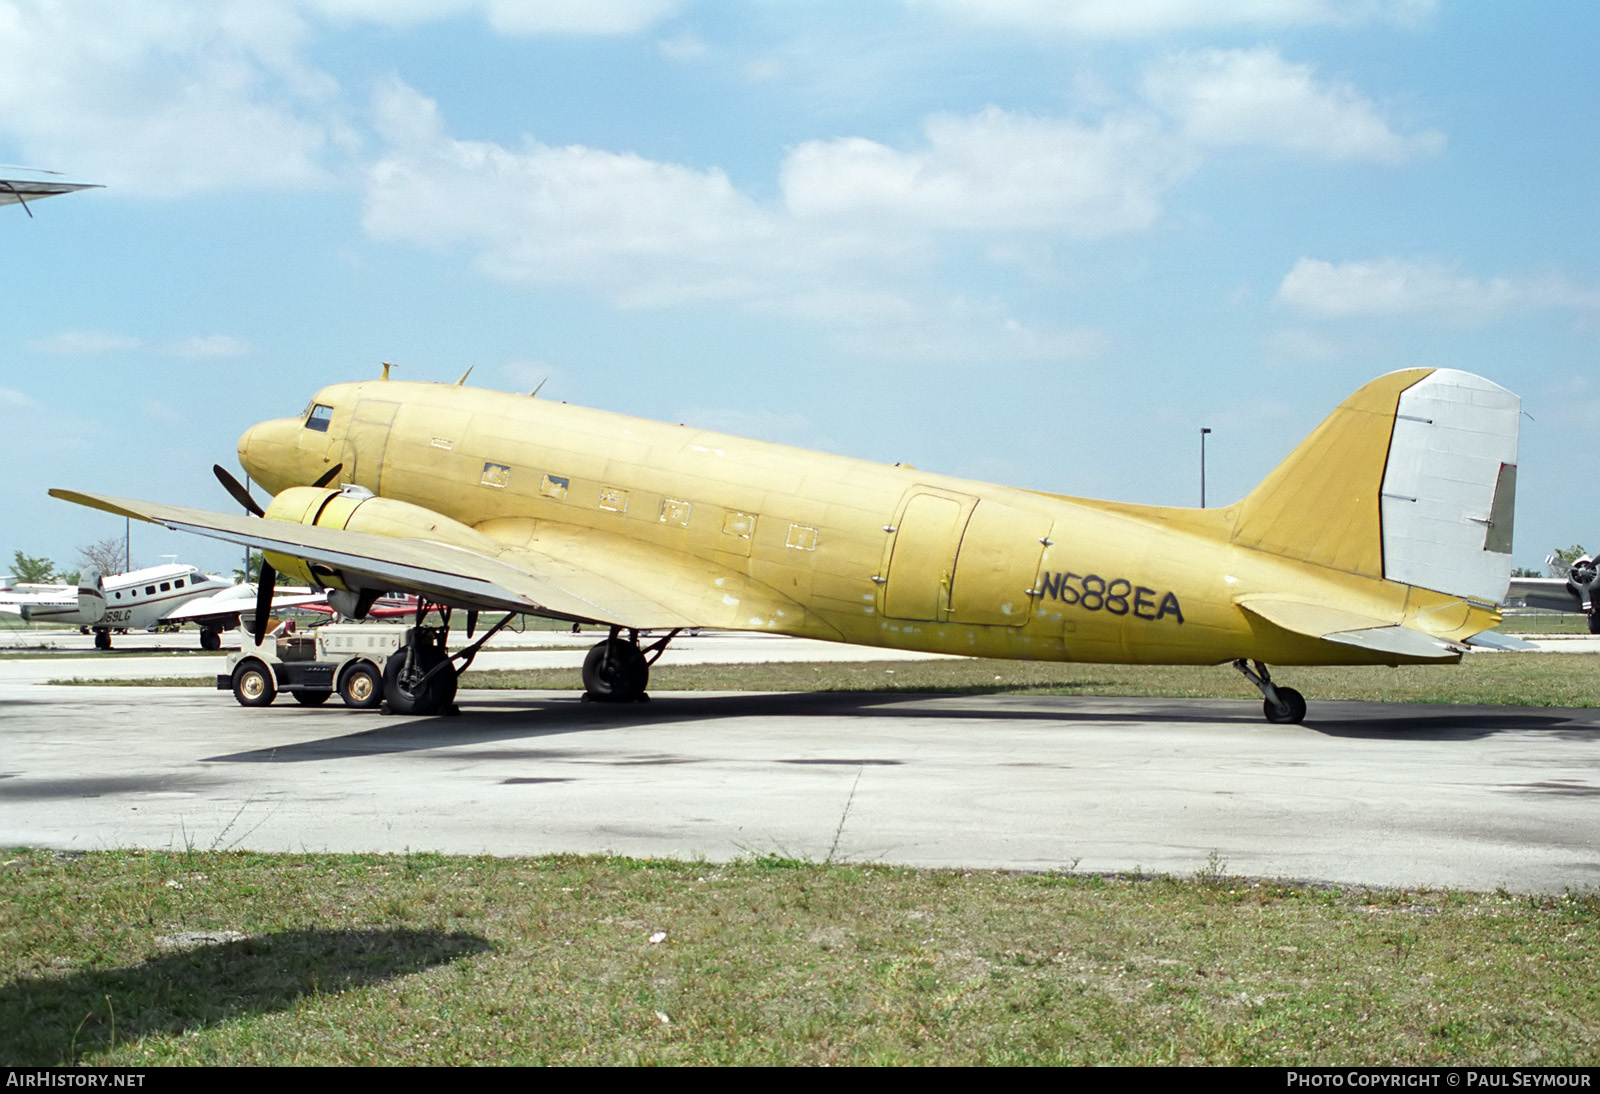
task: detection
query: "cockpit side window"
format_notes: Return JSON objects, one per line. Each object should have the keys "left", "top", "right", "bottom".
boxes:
{"left": 306, "top": 404, "right": 334, "bottom": 433}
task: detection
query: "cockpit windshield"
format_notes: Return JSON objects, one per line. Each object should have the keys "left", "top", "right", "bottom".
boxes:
{"left": 305, "top": 404, "right": 334, "bottom": 433}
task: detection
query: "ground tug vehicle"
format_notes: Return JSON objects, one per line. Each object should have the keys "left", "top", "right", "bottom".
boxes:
{"left": 219, "top": 620, "right": 408, "bottom": 709}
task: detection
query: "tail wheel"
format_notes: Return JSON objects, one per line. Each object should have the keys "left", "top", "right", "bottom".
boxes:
{"left": 339, "top": 662, "right": 383, "bottom": 709}
{"left": 231, "top": 660, "right": 277, "bottom": 707}
{"left": 581, "top": 638, "right": 649, "bottom": 702}
{"left": 1264, "top": 686, "right": 1307, "bottom": 725}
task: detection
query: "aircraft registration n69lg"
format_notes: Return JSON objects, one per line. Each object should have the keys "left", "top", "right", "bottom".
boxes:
{"left": 53, "top": 367, "right": 1521, "bottom": 724}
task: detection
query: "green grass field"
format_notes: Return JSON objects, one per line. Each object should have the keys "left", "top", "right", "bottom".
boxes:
{"left": 2, "top": 849, "right": 1596, "bottom": 1066}
{"left": 18, "top": 647, "right": 1600, "bottom": 1065}
{"left": 53, "top": 650, "right": 1600, "bottom": 709}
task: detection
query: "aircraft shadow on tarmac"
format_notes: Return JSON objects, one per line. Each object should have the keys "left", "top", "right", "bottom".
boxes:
{"left": 202, "top": 690, "right": 1597, "bottom": 764}
{"left": 0, "top": 926, "right": 489, "bottom": 1064}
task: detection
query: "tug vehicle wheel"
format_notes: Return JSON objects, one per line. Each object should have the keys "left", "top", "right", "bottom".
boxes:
{"left": 339, "top": 662, "right": 383, "bottom": 709}
{"left": 231, "top": 660, "right": 277, "bottom": 707}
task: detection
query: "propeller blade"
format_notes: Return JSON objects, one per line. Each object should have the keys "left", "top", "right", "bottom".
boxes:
{"left": 214, "top": 464, "right": 265, "bottom": 517}
{"left": 311, "top": 463, "right": 344, "bottom": 489}
{"left": 252, "top": 558, "right": 275, "bottom": 645}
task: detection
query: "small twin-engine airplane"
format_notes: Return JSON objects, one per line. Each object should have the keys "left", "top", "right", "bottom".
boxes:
{"left": 1, "top": 564, "right": 233, "bottom": 648}
{"left": 1508, "top": 554, "right": 1600, "bottom": 634}
{"left": 53, "top": 366, "right": 1521, "bottom": 722}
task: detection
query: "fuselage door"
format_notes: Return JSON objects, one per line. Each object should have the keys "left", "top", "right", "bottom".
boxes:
{"left": 882, "top": 489, "right": 973, "bottom": 621}
{"left": 948, "top": 500, "right": 1051, "bottom": 627}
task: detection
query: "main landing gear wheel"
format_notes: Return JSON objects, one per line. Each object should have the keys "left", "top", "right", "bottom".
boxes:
{"left": 93, "top": 629, "right": 111, "bottom": 651}
{"left": 199, "top": 627, "right": 222, "bottom": 652}
{"left": 382, "top": 640, "right": 458, "bottom": 716}
{"left": 231, "top": 660, "right": 276, "bottom": 707}
{"left": 1232, "top": 659, "right": 1307, "bottom": 725}
{"left": 582, "top": 637, "right": 649, "bottom": 702}
{"left": 339, "top": 663, "right": 383, "bottom": 710}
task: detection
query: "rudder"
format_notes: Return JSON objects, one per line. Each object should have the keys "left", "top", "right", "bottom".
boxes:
{"left": 1232, "top": 368, "right": 1519, "bottom": 604}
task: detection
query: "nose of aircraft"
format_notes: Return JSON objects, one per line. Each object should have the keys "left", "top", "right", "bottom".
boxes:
{"left": 237, "top": 417, "right": 306, "bottom": 495}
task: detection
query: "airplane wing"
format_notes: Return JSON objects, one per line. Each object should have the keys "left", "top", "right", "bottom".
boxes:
{"left": 50, "top": 489, "right": 836, "bottom": 635}
{"left": 160, "top": 586, "right": 329, "bottom": 624}
{"left": 0, "top": 174, "right": 101, "bottom": 208}
{"left": 1235, "top": 596, "right": 1464, "bottom": 662}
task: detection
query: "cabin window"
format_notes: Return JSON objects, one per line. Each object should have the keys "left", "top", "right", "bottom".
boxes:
{"left": 598, "top": 486, "right": 628, "bottom": 513}
{"left": 481, "top": 462, "right": 511, "bottom": 488}
{"left": 723, "top": 511, "right": 756, "bottom": 539}
{"left": 145, "top": 586, "right": 156, "bottom": 595}
{"left": 540, "top": 474, "right": 569, "bottom": 501}
{"left": 159, "top": 582, "right": 171, "bottom": 592}
{"left": 660, "top": 498, "right": 691, "bottom": 526}
{"left": 174, "top": 579, "right": 184, "bottom": 588}
{"left": 305, "top": 404, "right": 334, "bottom": 432}
{"left": 786, "top": 524, "right": 819, "bottom": 551}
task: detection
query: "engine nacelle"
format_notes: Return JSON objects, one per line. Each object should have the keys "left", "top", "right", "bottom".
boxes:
{"left": 260, "top": 485, "right": 502, "bottom": 596}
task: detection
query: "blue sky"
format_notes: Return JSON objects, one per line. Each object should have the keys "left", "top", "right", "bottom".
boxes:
{"left": 2, "top": 0, "right": 1595, "bottom": 580}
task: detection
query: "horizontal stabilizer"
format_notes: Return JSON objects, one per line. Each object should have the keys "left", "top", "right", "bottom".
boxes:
{"left": 1464, "top": 631, "right": 1538, "bottom": 652}
{"left": 1237, "top": 596, "right": 1460, "bottom": 662}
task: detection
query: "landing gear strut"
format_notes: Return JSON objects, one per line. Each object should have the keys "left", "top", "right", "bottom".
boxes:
{"left": 380, "top": 598, "right": 517, "bottom": 716}
{"left": 581, "top": 627, "right": 679, "bottom": 703}
{"left": 1233, "top": 659, "right": 1307, "bottom": 725}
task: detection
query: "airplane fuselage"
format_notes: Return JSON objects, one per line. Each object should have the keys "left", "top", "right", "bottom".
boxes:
{"left": 235, "top": 380, "right": 1496, "bottom": 667}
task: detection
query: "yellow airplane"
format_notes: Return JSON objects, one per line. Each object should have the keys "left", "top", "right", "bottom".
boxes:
{"left": 52, "top": 366, "right": 1522, "bottom": 723}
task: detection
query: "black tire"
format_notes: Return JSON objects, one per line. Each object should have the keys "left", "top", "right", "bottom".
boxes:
{"left": 199, "top": 628, "right": 222, "bottom": 651}
{"left": 1264, "top": 686, "right": 1307, "bottom": 725}
{"left": 382, "top": 645, "right": 453, "bottom": 715}
{"left": 232, "top": 660, "right": 277, "bottom": 707}
{"left": 292, "top": 690, "right": 332, "bottom": 706}
{"left": 94, "top": 630, "right": 111, "bottom": 651}
{"left": 581, "top": 638, "right": 649, "bottom": 702}
{"left": 1587, "top": 611, "right": 1600, "bottom": 636}
{"left": 338, "top": 662, "right": 383, "bottom": 710}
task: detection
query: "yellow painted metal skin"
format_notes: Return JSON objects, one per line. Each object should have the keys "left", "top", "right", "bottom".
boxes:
{"left": 227, "top": 366, "right": 1497, "bottom": 668}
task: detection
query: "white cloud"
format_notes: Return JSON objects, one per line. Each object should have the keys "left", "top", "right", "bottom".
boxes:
{"left": 307, "top": 0, "right": 679, "bottom": 35}
{"left": 1277, "top": 258, "right": 1600, "bottom": 321}
{"left": 0, "top": 386, "right": 39, "bottom": 407}
{"left": 1145, "top": 48, "right": 1443, "bottom": 164}
{"left": 164, "top": 335, "right": 254, "bottom": 358}
{"left": 25, "top": 329, "right": 254, "bottom": 357}
{"left": 26, "top": 330, "right": 142, "bottom": 355}
{"left": 0, "top": 0, "right": 350, "bottom": 195}
{"left": 656, "top": 30, "right": 707, "bottom": 60}
{"left": 782, "top": 108, "right": 1195, "bottom": 234}
{"left": 914, "top": 0, "right": 1434, "bottom": 36}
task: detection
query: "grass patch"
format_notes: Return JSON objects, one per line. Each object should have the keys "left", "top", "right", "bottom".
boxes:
{"left": 1, "top": 849, "right": 1595, "bottom": 1065}
{"left": 462, "top": 652, "right": 1600, "bottom": 707}
{"left": 45, "top": 651, "right": 1600, "bottom": 706}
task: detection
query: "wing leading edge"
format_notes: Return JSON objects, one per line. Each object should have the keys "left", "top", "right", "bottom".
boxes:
{"left": 49, "top": 489, "right": 834, "bottom": 635}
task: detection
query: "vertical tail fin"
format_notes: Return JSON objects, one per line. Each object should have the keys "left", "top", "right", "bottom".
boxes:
{"left": 1233, "top": 368, "right": 1519, "bottom": 604}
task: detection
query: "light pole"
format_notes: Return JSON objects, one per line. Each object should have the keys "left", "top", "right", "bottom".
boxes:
{"left": 1200, "top": 427, "right": 1212, "bottom": 508}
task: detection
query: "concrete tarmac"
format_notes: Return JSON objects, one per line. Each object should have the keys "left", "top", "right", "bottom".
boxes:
{"left": 2, "top": 641, "right": 1597, "bottom": 892}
